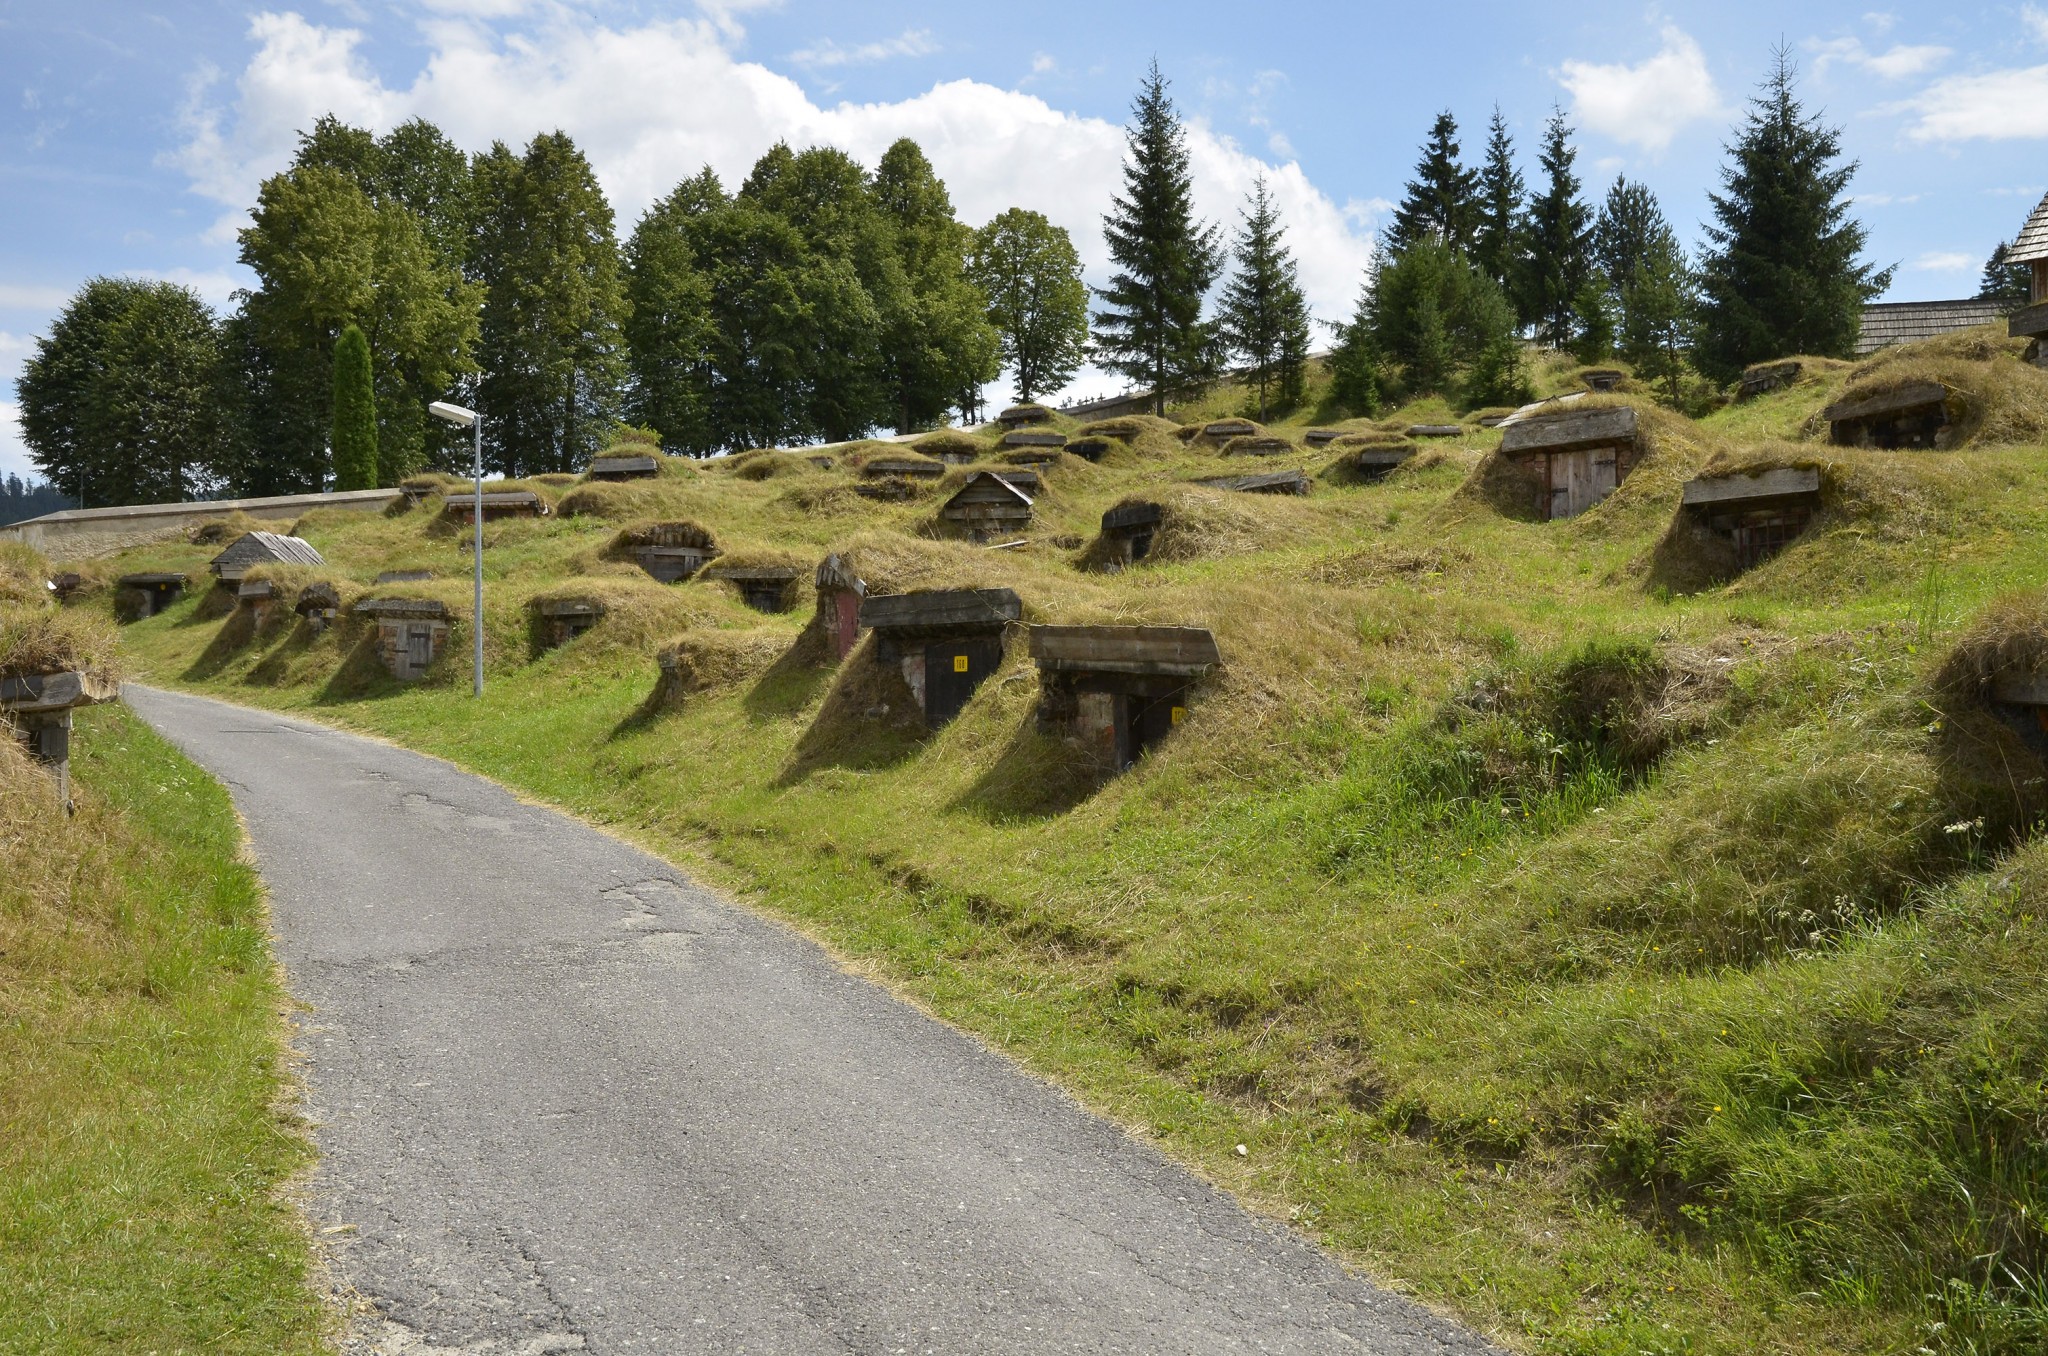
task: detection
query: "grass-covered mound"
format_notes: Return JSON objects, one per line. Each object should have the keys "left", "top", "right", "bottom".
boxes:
{"left": 99, "top": 322, "right": 2048, "bottom": 1356}
{"left": 1815, "top": 325, "right": 2048, "bottom": 448}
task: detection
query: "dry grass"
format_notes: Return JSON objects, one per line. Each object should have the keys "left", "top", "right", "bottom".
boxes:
{"left": 1820, "top": 325, "right": 2048, "bottom": 448}
{"left": 0, "top": 605, "right": 121, "bottom": 680}
{"left": 0, "top": 543, "right": 49, "bottom": 606}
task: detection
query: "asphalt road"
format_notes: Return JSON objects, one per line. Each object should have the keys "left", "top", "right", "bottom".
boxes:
{"left": 128, "top": 684, "right": 1500, "bottom": 1356}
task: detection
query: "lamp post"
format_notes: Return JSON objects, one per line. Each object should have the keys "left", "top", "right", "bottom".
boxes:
{"left": 427, "top": 401, "right": 484, "bottom": 698}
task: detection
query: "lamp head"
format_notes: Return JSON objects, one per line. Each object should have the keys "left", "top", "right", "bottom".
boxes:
{"left": 428, "top": 401, "right": 477, "bottom": 429}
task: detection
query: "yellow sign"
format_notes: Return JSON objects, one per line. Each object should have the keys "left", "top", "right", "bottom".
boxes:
{"left": 953, "top": 654, "right": 969, "bottom": 672}
{"left": 1170, "top": 706, "right": 1185, "bottom": 724}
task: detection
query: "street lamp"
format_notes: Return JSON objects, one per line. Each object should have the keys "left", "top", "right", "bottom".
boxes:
{"left": 427, "top": 400, "right": 484, "bottom": 699}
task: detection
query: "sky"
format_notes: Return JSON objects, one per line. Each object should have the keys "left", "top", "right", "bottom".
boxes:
{"left": 3, "top": 0, "right": 2045, "bottom": 484}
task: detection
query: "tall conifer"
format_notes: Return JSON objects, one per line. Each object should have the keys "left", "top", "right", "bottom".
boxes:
{"left": 1094, "top": 61, "right": 1222, "bottom": 414}
{"left": 330, "top": 323, "right": 378, "bottom": 490}
{"left": 1215, "top": 177, "right": 1313, "bottom": 419}
{"left": 1385, "top": 111, "right": 1479, "bottom": 256}
{"left": 1694, "top": 51, "right": 1892, "bottom": 382}
{"left": 1518, "top": 109, "right": 1593, "bottom": 348}
{"left": 1472, "top": 107, "right": 1524, "bottom": 293}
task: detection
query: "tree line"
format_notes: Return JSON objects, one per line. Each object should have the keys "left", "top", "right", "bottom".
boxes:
{"left": 15, "top": 51, "right": 1994, "bottom": 506}
{"left": 16, "top": 122, "right": 1098, "bottom": 502}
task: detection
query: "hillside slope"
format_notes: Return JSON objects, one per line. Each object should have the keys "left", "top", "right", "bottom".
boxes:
{"left": 105, "top": 330, "right": 2048, "bottom": 1355}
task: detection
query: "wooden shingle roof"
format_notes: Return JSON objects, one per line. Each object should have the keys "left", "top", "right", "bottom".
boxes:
{"left": 1855, "top": 299, "right": 2004, "bottom": 354}
{"left": 2010, "top": 190, "right": 2048, "bottom": 265}
{"left": 210, "top": 530, "right": 325, "bottom": 573}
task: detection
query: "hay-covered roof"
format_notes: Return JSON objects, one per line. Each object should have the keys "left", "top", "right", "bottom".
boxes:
{"left": 1855, "top": 300, "right": 2006, "bottom": 355}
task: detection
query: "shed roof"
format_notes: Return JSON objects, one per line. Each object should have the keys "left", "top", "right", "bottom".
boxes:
{"left": 210, "top": 530, "right": 325, "bottom": 572}
{"left": 2010, "top": 190, "right": 2048, "bottom": 265}
{"left": 942, "top": 473, "right": 1034, "bottom": 510}
{"left": 1029, "top": 624, "right": 1222, "bottom": 676}
{"left": 1680, "top": 466, "right": 1822, "bottom": 508}
{"left": 588, "top": 453, "right": 659, "bottom": 475}
{"left": 1195, "top": 469, "right": 1312, "bottom": 495}
{"left": 860, "top": 588, "right": 1021, "bottom": 634}
{"left": 1498, "top": 406, "right": 1638, "bottom": 457}
{"left": 117, "top": 571, "right": 187, "bottom": 586}
{"left": 1823, "top": 380, "right": 1949, "bottom": 423}
{"left": 353, "top": 597, "right": 451, "bottom": 620}
{"left": 1855, "top": 299, "right": 2004, "bottom": 354}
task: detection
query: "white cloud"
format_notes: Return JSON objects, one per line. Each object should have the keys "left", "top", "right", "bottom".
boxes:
{"left": 1902, "top": 64, "right": 2048, "bottom": 142}
{"left": 0, "top": 284, "right": 71, "bottom": 310}
{"left": 142, "top": 267, "right": 244, "bottom": 309}
{"left": 1853, "top": 191, "right": 1922, "bottom": 205}
{"left": 2025, "top": 5, "right": 2048, "bottom": 45}
{"left": 171, "top": 10, "right": 1375, "bottom": 340}
{"left": 1811, "top": 35, "right": 1951, "bottom": 80}
{"left": 1556, "top": 25, "right": 1726, "bottom": 154}
{"left": 1030, "top": 53, "right": 1056, "bottom": 76}
{"left": 0, "top": 332, "right": 34, "bottom": 367}
{"left": 1911, "top": 250, "right": 1977, "bottom": 272}
{"left": 789, "top": 27, "right": 938, "bottom": 70}
{"left": 0, "top": 402, "right": 33, "bottom": 484}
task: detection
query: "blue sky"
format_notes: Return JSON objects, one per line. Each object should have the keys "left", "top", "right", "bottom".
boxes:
{"left": 4, "top": 0, "right": 2045, "bottom": 483}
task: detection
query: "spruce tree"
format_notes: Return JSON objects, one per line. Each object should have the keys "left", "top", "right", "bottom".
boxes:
{"left": 1592, "top": 176, "right": 1671, "bottom": 292}
{"left": 1694, "top": 50, "right": 1892, "bottom": 383}
{"left": 1977, "top": 241, "right": 2031, "bottom": 309}
{"left": 1215, "top": 177, "right": 1313, "bottom": 419}
{"left": 1094, "top": 61, "right": 1223, "bottom": 415}
{"left": 1326, "top": 282, "right": 1383, "bottom": 417}
{"left": 1472, "top": 107, "right": 1524, "bottom": 294}
{"left": 1385, "top": 111, "right": 1480, "bottom": 256}
{"left": 968, "top": 208, "right": 1090, "bottom": 402}
{"left": 330, "top": 323, "right": 378, "bottom": 490}
{"left": 1518, "top": 108, "right": 1593, "bottom": 349}
{"left": 1621, "top": 236, "right": 1698, "bottom": 406}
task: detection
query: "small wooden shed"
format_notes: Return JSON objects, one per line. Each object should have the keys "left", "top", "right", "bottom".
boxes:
{"left": 2006, "top": 191, "right": 2048, "bottom": 362}
{"left": 862, "top": 456, "right": 947, "bottom": 482}
{"left": 442, "top": 490, "right": 548, "bottom": 523}
{"left": 859, "top": 588, "right": 1022, "bottom": 729}
{"left": 1100, "top": 502, "right": 1163, "bottom": 565}
{"left": 1408, "top": 424, "right": 1463, "bottom": 439}
{"left": 1352, "top": 446, "right": 1415, "bottom": 482}
{"left": 814, "top": 553, "right": 867, "bottom": 660}
{"left": 1002, "top": 430, "right": 1067, "bottom": 451}
{"left": 295, "top": 582, "right": 340, "bottom": 632}
{"left": 1582, "top": 369, "right": 1625, "bottom": 392}
{"left": 536, "top": 597, "right": 606, "bottom": 648}
{"left": 1822, "top": 381, "right": 1950, "bottom": 449}
{"left": 939, "top": 471, "right": 1034, "bottom": 541}
{"left": 1194, "top": 418, "right": 1258, "bottom": 448}
{"left": 236, "top": 578, "right": 279, "bottom": 626}
{"left": 1, "top": 667, "right": 119, "bottom": 807}
{"left": 997, "top": 403, "right": 1054, "bottom": 428}
{"left": 352, "top": 598, "right": 452, "bottom": 681}
{"left": 48, "top": 572, "right": 86, "bottom": 602}
{"left": 1303, "top": 428, "right": 1345, "bottom": 447}
{"left": 1991, "top": 667, "right": 2048, "bottom": 755}
{"left": 1680, "top": 467, "right": 1822, "bottom": 570}
{"left": 1226, "top": 436, "right": 1294, "bottom": 457}
{"left": 622, "top": 523, "right": 720, "bottom": 584}
{"left": 1029, "top": 625, "right": 1221, "bottom": 771}
{"left": 1738, "top": 360, "right": 1802, "bottom": 400}
{"left": 210, "top": 530, "right": 325, "bottom": 584}
{"left": 586, "top": 453, "right": 660, "bottom": 481}
{"left": 1497, "top": 405, "right": 1641, "bottom": 520}
{"left": 1195, "top": 468, "right": 1311, "bottom": 496}
{"left": 1065, "top": 437, "right": 1111, "bottom": 463}
{"left": 703, "top": 563, "right": 802, "bottom": 613}
{"left": 116, "top": 571, "right": 186, "bottom": 618}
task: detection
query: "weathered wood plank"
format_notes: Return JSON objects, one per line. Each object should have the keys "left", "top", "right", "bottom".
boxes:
{"left": 1680, "top": 467, "right": 1822, "bottom": 507}
{"left": 1498, "top": 405, "right": 1638, "bottom": 456}
{"left": 1029, "top": 624, "right": 1222, "bottom": 675}
{"left": 1822, "top": 381, "right": 1948, "bottom": 424}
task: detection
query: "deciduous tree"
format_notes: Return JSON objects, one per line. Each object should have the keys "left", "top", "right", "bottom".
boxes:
{"left": 968, "top": 208, "right": 1090, "bottom": 403}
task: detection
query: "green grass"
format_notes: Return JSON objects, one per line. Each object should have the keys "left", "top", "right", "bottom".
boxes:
{"left": 0, "top": 705, "right": 329, "bottom": 1355}
{"left": 103, "top": 336, "right": 2048, "bottom": 1355}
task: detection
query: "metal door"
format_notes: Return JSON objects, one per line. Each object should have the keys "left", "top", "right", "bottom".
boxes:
{"left": 921, "top": 634, "right": 1002, "bottom": 728}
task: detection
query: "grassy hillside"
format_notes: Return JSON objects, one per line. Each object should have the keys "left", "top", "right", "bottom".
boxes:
{"left": 104, "top": 327, "right": 2048, "bottom": 1355}
{"left": 0, "top": 701, "right": 329, "bottom": 1354}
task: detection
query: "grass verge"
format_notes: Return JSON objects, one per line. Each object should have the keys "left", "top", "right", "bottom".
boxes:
{"left": 0, "top": 704, "right": 327, "bottom": 1355}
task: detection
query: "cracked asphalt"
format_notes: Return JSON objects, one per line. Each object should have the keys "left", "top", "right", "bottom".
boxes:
{"left": 128, "top": 685, "right": 1502, "bottom": 1356}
